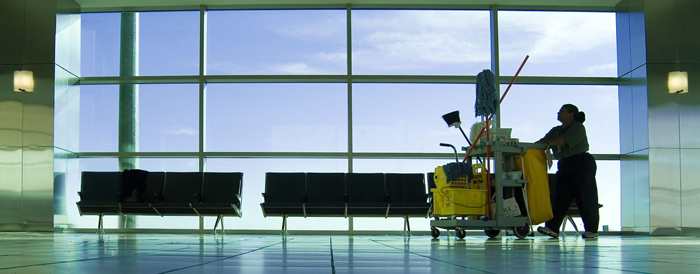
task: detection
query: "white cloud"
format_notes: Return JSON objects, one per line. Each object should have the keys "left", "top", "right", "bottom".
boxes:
{"left": 499, "top": 12, "right": 617, "bottom": 61}
{"left": 165, "top": 127, "right": 197, "bottom": 136}
{"left": 585, "top": 62, "right": 617, "bottom": 76}
{"left": 352, "top": 10, "right": 491, "bottom": 72}
{"left": 275, "top": 16, "right": 345, "bottom": 40}
{"left": 314, "top": 51, "right": 347, "bottom": 64}
{"left": 271, "top": 62, "right": 322, "bottom": 74}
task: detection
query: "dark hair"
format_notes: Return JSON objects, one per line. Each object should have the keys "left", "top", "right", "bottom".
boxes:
{"left": 562, "top": 104, "right": 586, "bottom": 123}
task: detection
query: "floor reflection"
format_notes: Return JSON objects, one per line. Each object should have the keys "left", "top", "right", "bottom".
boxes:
{"left": 0, "top": 233, "right": 699, "bottom": 273}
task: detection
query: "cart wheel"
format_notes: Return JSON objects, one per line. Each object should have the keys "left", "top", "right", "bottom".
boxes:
{"left": 484, "top": 229, "right": 500, "bottom": 238}
{"left": 455, "top": 228, "right": 466, "bottom": 239}
{"left": 513, "top": 225, "right": 531, "bottom": 239}
{"left": 430, "top": 227, "right": 440, "bottom": 239}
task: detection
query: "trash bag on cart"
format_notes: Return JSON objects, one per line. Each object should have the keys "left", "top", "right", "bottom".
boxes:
{"left": 515, "top": 148, "right": 553, "bottom": 225}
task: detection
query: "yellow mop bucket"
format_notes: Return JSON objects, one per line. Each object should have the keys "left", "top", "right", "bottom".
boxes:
{"left": 431, "top": 188, "right": 487, "bottom": 216}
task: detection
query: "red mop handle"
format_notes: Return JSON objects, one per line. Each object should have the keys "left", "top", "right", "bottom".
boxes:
{"left": 462, "top": 55, "right": 529, "bottom": 163}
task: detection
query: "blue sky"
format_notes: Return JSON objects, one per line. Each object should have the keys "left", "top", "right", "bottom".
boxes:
{"left": 75, "top": 9, "right": 619, "bottom": 231}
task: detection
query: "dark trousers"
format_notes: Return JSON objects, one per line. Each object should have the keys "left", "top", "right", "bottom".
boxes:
{"left": 545, "top": 153, "right": 599, "bottom": 233}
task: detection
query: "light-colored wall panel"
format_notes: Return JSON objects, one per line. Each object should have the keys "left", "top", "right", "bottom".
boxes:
{"left": 0, "top": 0, "right": 64, "bottom": 232}
{"left": 630, "top": 67, "right": 648, "bottom": 152}
{"left": 633, "top": 149, "right": 650, "bottom": 232}
{"left": 620, "top": 156, "right": 634, "bottom": 229}
{"left": 649, "top": 148, "right": 681, "bottom": 233}
{"left": 646, "top": 64, "right": 680, "bottom": 149}
{"left": 22, "top": 147, "right": 54, "bottom": 231}
{"left": 0, "top": 149, "right": 23, "bottom": 228}
{"left": 678, "top": 64, "right": 700, "bottom": 148}
{"left": 681, "top": 149, "right": 700, "bottom": 227}
{"left": 56, "top": 3, "right": 81, "bottom": 76}
{"left": 618, "top": 80, "right": 633, "bottom": 154}
{"left": 55, "top": 66, "right": 80, "bottom": 152}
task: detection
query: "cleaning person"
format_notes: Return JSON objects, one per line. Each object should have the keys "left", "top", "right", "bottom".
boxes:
{"left": 535, "top": 104, "right": 600, "bottom": 239}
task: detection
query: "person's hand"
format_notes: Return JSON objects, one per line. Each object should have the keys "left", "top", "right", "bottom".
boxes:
{"left": 545, "top": 146, "right": 553, "bottom": 169}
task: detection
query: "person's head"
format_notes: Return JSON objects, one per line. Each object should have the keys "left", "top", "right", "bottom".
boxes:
{"left": 558, "top": 104, "right": 585, "bottom": 125}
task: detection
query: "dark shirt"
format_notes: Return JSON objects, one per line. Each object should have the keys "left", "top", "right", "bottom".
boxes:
{"left": 537, "top": 121, "right": 589, "bottom": 159}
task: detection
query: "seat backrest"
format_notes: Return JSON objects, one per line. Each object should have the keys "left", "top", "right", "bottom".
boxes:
{"left": 346, "top": 173, "right": 386, "bottom": 204}
{"left": 264, "top": 173, "right": 305, "bottom": 203}
{"left": 201, "top": 172, "right": 243, "bottom": 203}
{"left": 80, "top": 172, "right": 122, "bottom": 202}
{"left": 138, "top": 172, "right": 165, "bottom": 203}
{"left": 385, "top": 173, "right": 427, "bottom": 203}
{"left": 162, "top": 172, "right": 202, "bottom": 203}
{"left": 305, "top": 173, "right": 345, "bottom": 203}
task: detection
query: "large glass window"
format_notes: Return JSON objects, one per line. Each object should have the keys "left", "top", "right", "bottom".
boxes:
{"left": 352, "top": 10, "right": 490, "bottom": 75}
{"left": 79, "top": 85, "right": 119, "bottom": 152}
{"left": 205, "top": 83, "right": 348, "bottom": 152}
{"left": 499, "top": 85, "right": 619, "bottom": 154}
{"left": 498, "top": 11, "right": 617, "bottom": 77}
{"left": 79, "top": 84, "right": 199, "bottom": 152}
{"left": 139, "top": 84, "right": 199, "bottom": 152}
{"left": 139, "top": 11, "right": 200, "bottom": 76}
{"left": 81, "top": 11, "right": 200, "bottom": 77}
{"left": 207, "top": 10, "right": 347, "bottom": 75}
{"left": 353, "top": 83, "right": 476, "bottom": 153}
{"left": 81, "top": 13, "right": 121, "bottom": 77}
{"left": 75, "top": 8, "right": 621, "bottom": 232}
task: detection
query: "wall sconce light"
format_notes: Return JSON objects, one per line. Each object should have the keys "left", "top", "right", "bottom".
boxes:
{"left": 14, "top": 70, "right": 34, "bottom": 92}
{"left": 668, "top": 71, "right": 688, "bottom": 94}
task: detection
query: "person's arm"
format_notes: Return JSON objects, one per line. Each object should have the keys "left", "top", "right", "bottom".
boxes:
{"left": 558, "top": 123, "right": 586, "bottom": 148}
{"left": 536, "top": 127, "right": 557, "bottom": 144}
{"left": 545, "top": 137, "right": 567, "bottom": 146}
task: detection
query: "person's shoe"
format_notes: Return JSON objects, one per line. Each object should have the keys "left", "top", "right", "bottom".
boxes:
{"left": 537, "top": 226, "right": 559, "bottom": 238}
{"left": 582, "top": 232, "right": 598, "bottom": 239}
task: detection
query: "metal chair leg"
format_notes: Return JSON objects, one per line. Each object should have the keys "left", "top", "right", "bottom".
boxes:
{"left": 97, "top": 214, "right": 104, "bottom": 234}
{"left": 213, "top": 215, "right": 221, "bottom": 234}
{"left": 221, "top": 216, "right": 225, "bottom": 235}
{"left": 568, "top": 216, "right": 580, "bottom": 235}
{"left": 403, "top": 216, "right": 411, "bottom": 236}
{"left": 281, "top": 214, "right": 288, "bottom": 236}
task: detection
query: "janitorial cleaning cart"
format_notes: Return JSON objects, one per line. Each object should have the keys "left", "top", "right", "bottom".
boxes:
{"left": 430, "top": 55, "right": 552, "bottom": 239}
{"left": 430, "top": 140, "right": 546, "bottom": 239}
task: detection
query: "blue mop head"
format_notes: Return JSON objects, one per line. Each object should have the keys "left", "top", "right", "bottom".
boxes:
{"left": 475, "top": 69, "right": 499, "bottom": 117}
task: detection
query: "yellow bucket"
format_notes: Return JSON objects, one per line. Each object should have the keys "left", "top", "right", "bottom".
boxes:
{"left": 431, "top": 188, "right": 487, "bottom": 216}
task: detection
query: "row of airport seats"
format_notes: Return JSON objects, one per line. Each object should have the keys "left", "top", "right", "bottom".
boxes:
{"left": 260, "top": 172, "right": 431, "bottom": 234}
{"left": 77, "top": 171, "right": 242, "bottom": 233}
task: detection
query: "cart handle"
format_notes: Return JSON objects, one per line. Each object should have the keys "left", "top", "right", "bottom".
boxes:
{"left": 439, "top": 143, "right": 459, "bottom": 163}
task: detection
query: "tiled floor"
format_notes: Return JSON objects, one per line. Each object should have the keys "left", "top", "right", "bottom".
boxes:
{"left": 1, "top": 232, "right": 699, "bottom": 274}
